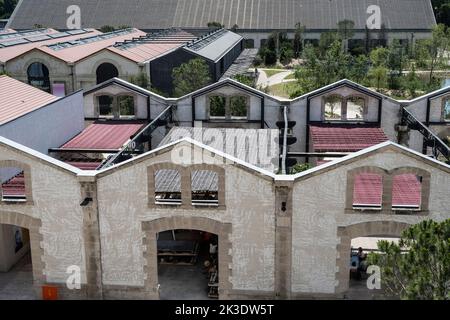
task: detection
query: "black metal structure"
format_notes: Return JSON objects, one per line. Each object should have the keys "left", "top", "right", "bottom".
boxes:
{"left": 401, "top": 107, "right": 450, "bottom": 162}
{"left": 99, "top": 105, "right": 175, "bottom": 169}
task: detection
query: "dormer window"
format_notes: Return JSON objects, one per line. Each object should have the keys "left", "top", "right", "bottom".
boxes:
{"left": 209, "top": 96, "right": 226, "bottom": 119}
{"left": 323, "top": 95, "right": 367, "bottom": 122}
{"left": 98, "top": 95, "right": 114, "bottom": 117}
{"left": 230, "top": 96, "right": 248, "bottom": 119}
{"left": 118, "top": 95, "right": 135, "bottom": 118}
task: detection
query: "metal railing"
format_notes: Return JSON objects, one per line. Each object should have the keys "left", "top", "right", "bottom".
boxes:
{"left": 98, "top": 105, "right": 175, "bottom": 169}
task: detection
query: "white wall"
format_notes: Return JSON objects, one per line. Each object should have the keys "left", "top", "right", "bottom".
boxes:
{"left": 0, "top": 91, "right": 85, "bottom": 154}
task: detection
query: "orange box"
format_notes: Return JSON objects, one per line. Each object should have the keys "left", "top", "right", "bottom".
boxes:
{"left": 42, "top": 285, "right": 58, "bottom": 300}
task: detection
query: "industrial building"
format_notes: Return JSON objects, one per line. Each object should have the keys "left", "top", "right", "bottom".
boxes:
{"left": 0, "top": 27, "right": 244, "bottom": 95}
{"left": 0, "top": 75, "right": 449, "bottom": 300}
{"left": 6, "top": 0, "right": 437, "bottom": 48}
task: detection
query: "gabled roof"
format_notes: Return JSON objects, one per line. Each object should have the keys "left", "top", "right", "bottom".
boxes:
{"left": 0, "top": 75, "right": 59, "bottom": 125}
{"left": 7, "top": 0, "right": 436, "bottom": 31}
{"left": 182, "top": 29, "right": 243, "bottom": 62}
{"left": 36, "top": 28, "right": 146, "bottom": 63}
{"left": 310, "top": 125, "right": 389, "bottom": 152}
{"left": 60, "top": 121, "right": 145, "bottom": 151}
{"left": 293, "top": 141, "right": 450, "bottom": 182}
{"left": 0, "top": 28, "right": 101, "bottom": 63}
{"left": 109, "top": 29, "right": 196, "bottom": 63}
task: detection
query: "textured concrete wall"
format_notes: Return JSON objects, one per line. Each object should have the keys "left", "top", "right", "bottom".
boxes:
{"left": 0, "top": 144, "right": 86, "bottom": 284}
{"left": 291, "top": 148, "right": 450, "bottom": 294}
{"left": 96, "top": 146, "right": 276, "bottom": 292}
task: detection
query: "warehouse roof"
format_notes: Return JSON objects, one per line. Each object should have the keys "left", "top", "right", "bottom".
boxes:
{"left": 109, "top": 29, "right": 196, "bottom": 63}
{"left": 7, "top": 0, "right": 436, "bottom": 31}
{"left": 38, "top": 28, "right": 146, "bottom": 63}
{"left": 61, "top": 121, "right": 144, "bottom": 150}
{"left": 0, "top": 75, "right": 58, "bottom": 125}
{"left": 0, "top": 28, "right": 100, "bottom": 62}
{"left": 310, "top": 125, "right": 389, "bottom": 152}
{"left": 183, "top": 29, "right": 243, "bottom": 62}
{"left": 159, "top": 127, "right": 280, "bottom": 172}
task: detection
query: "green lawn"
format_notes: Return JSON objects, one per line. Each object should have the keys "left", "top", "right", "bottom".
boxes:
{"left": 262, "top": 69, "right": 285, "bottom": 78}
{"left": 284, "top": 73, "right": 296, "bottom": 80}
{"left": 268, "top": 82, "right": 301, "bottom": 98}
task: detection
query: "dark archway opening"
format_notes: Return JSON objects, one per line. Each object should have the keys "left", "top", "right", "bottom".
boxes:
{"left": 96, "top": 63, "right": 119, "bottom": 84}
{"left": 0, "top": 224, "right": 34, "bottom": 300}
{"left": 157, "top": 229, "right": 218, "bottom": 300}
{"left": 27, "top": 63, "right": 51, "bottom": 93}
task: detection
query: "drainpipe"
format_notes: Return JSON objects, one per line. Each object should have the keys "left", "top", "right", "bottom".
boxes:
{"left": 281, "top": 106, "right": 289, "bottom": 174}
{"left": 69, "top": 63, "right": 75, "bottom": 93}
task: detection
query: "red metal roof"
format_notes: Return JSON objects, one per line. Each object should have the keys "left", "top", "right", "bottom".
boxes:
{"left": 66, "top": 161, "right": 103, "bottom": 170}
{"left": 61, "top": 121, "right": 144, "bottom": 150}
{"left": 353, "top": 173, "right": 421, "bottom": 207}
{"left": 0, "top": 75, "right": 59, "bottom": 125}
{"left": 310, "top": 125, "right": 389, "bottom": 152}
{"left": 1, "top": 172, "right": 25, "bottom": 197}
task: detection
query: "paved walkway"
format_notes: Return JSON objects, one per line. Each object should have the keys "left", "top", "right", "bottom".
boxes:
{"left": 256, "top": 69, "right": 294, "bottom": 87}
{"left": 0, "top": 253, "right": 36, "bottom": 300}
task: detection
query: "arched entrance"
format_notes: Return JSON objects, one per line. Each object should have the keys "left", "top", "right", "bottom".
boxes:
{"left": 0, "top": 211, "right": 45, "bottom": 299}
{"left": 27, "top": 62, "right": 51, "bottom": 93}
{"left": 335, "top": 221, "right": 411, "bottom": 295}
{"left": 96, "top": 63, "right": 119, "bottom": 84}
{"left": 142, "top": 217, "right": 232, "bottom": 300}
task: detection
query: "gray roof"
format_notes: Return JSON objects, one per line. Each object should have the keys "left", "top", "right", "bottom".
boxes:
{"left": 183, "top": 29, "right": 242, "bottom": 62}
{"left": 8, "top": 0, "right": 436, "bottom": 31}
{"left": 155, "top": 127, "right": 279, "bottom": 193}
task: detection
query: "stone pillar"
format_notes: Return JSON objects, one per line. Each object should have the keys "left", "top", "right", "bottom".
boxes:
{"left": 80, "top": 180, "right": 103, "bottom": 299}
{"left": 274, "top": 182, "right": 293, "bottom": 299}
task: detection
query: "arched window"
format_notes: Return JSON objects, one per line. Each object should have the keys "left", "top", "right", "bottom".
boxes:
{"left": 324, "top": 96, "right": 343, "bottom": 120}
{"left": 96, "top": 63, "right": 118, "bottom": 84}
{"left": 27, "top": 62, "right": 50, "bottom": 93}
{"left": 443, "top": 97, "right": 450, "bottom": 121}
{"left": 346, "top": 96, "right": 365, "bottom": 120}
{"left": 118, "top": 95, "right": 135, "bottom": 117}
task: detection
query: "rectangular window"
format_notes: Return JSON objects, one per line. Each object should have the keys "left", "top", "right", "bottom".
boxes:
{"left": 230, "top": 96, "right": 248, "bottom": 119}
{"left": 118, "top": 96, "right": 135, "bottom": 118}
{"left": 392, "top": 174, "right": 422, "bottom": 211}
{"left": 353, "top": 173, "right": 382, "bottom": 210}
{"left": 209, "top": 96, "right": 226, "bottom": 119}
{"left": 346, "top": 97, "right": 365, "bottom": 121}
{"left": 324, "top": 96, "right": 343, "bottom": 120}
{"left": 1, "top": 168, "right": 26, "bottom": 202}
{"left": 191, "top": 170, "right": 219, "bottom": 206}
{"left": 98, "top": 95, "right": 114, "bottom": 117}
{"left": 444, "top": 98, "right": 450, "bottom": 121}
{"left": 154, "top": 169, "right": 182, "bottom": 205}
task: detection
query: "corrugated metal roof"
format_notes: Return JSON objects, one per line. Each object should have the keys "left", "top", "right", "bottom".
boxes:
{"left": 354, "top": 173, "right": 421, "bottom": 207}
{"left": 183, "top": 29, "right": 242, "bottom": 62}
{"left": 310, "top": 125, "right": 388, "bottom": 152}
{"left": 0, "top": 75, "right": 59, "bottom": 125}
{"left": 0, "top": 28, "right": 101, "bottom": 63}
{"left": 109, "top": 30, "right": 196, "bottom": 63}
{"left": 61, "top": 121, "right": 144, "bottom": 150}
{"left": 159, "top": 127, "right": 280, "bottom": 172}
{"left": 7, "top": 0, "right": 436, "bottom": 30}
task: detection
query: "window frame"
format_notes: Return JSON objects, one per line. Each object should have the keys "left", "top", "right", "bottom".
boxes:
{"left": 207, "top": 93, "right": 250, "bottom": 121}
{"left": 442, "top": 95, "right": 450, "bottom": 122}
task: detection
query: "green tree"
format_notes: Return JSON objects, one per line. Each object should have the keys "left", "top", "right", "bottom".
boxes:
{"left": 319, "top": 32, "right": 340, "bottom": 56}
{"left": 293, "top": 22, "right": 306, "bottom": 58}
{"left": 402, "top": 65, "right": 422, "bottom": 98}
{"left": 99, "top": 25, "right": 116, "bottom": 33}
{"left": 172, "top": 58, "right": 211, "bottom": 97}
{"left": 290, "top": 163, "right": 312, "bottom": 174}
{"left": 368, "top": 66, "right": 388, "bottom": 91}
{"left": 207, "top": 21, "right": 224, "bottom": 29}
{"left": 370, "top": 47, "right": 389, "bottom": 67}
{"left": 433, "top": 0, "right": 450, "bottom": 26}
{"left": 337, "top": 19, "right": 355, "bottom": 52}
{"left": 368, "top": 219, "right": 450, "bottom": 300}
{"left": 129, "top": 72, "right": 150, "bottom": 89}
{"left": 0, "top": 0, "right": 18, "bottom": 19}
{"left": 423, "top": 24, "right": 450, "bottom": 85}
